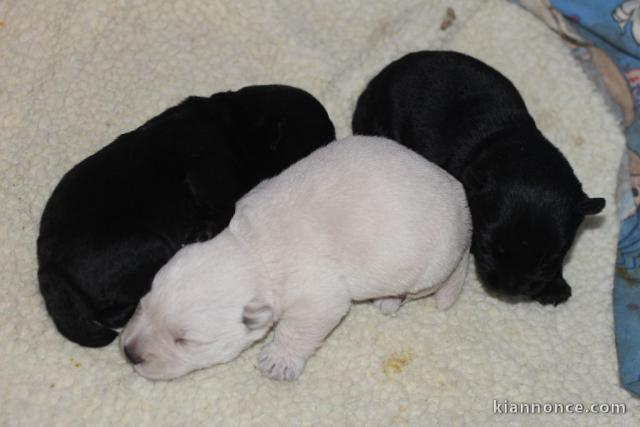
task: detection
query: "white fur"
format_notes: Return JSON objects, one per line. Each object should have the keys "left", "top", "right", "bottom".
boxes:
{"left": 120, "top": 136, "right": 472, "bottom": 381}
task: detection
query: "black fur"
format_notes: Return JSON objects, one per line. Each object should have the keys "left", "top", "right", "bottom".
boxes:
{"left": 352, "top": 51, "right": 605, "bottom": 305}
{"left": 38, "top": 85, "right": 335, "bottom": 347}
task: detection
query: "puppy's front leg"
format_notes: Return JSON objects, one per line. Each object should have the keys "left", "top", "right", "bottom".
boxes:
{"left": 258, "top": 289, "right": 350, "bottom": 381}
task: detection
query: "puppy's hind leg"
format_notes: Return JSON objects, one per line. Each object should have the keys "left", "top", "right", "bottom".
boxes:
{"left": 258, "top": 277, "right": 350, "bottom": 381}
{"left": 373, "top": 296, "right": 404, "bottom": 316}
{"left": 434, "top": 248, "right": 470, "bottom": 310}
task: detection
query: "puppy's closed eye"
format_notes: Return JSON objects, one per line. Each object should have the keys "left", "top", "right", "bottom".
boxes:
{"left": 174, "top": 337, "right": 204, "bottom": 347}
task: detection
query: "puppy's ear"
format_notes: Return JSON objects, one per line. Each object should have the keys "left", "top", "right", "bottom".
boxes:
{"left": 579, "top": 196, "right": 605, "bottom": 215}
{"left": 242, "top": 297, "right": 273, "bottom": 330}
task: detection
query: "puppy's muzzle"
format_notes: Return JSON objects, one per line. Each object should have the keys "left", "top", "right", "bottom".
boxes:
{"left": 123, "top": 344, "right": 144, "bottom": 365}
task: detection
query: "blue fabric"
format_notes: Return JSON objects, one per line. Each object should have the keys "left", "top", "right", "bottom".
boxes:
{"left": 554, "top": 1, "right": 640, "bottom": 58}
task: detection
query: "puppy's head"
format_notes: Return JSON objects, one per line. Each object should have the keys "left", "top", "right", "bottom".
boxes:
{"left": 472, "top": 194, "right": 603, "bottom": 298}
{"left": 120, "top": 232, "right": 273, "bottom": 380}
{"left": 465, "top": 142, "right": 605, "bottom": 301}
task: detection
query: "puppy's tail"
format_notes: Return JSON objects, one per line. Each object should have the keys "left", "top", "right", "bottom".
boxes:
{"left": 38, "top": 266, "right": 118, "bottom": 347}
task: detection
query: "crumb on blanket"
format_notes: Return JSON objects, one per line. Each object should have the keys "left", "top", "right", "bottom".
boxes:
{"left": 383, "top": 348, "right": 413, "bottom": 375}
{"left": 440, "top": 7, "right": 456, "bottom": 31}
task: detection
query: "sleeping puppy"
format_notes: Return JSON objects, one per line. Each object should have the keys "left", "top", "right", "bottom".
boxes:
{"left": 120, "top": 136, "right": 471, "bottom": 381}
{"left": 37, "top": 85, "right": 335, "bottom": 348}
{"left": 352, "top": 50, "right": 605, "bottom": 305}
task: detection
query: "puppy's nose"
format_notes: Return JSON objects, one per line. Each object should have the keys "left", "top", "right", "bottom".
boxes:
{"left": 123, "top": 344, "right": 144, "bottom": 365}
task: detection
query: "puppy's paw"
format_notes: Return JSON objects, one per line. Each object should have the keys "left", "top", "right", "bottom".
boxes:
{"left": 534, "top": 281, "right": 572, "bottom": 306}
{"left": 373, "top": 297, "right": 403, "bottom": 316}
{"left": 257, "top": 343, "right": 306, "bottom": 381}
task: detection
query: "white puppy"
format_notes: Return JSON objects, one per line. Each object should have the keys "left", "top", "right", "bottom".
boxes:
{"left": 120, "top": 136, "right": 471, "bottom": 381}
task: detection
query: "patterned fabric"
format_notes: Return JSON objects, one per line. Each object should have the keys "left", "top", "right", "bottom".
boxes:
{"left": 516, "top": 0, "right": 640, "bottom": 397}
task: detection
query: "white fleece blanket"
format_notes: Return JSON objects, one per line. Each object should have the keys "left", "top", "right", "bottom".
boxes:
{"left": 0, "top": 0, "right": 635, "bottom": 425}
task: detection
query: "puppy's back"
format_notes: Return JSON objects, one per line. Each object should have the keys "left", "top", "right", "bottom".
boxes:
{"left": 352, "top": 51, "right": 533, "bottom": 174}
{"left": 233, "top": 136, "right": 471, "bottom": 299}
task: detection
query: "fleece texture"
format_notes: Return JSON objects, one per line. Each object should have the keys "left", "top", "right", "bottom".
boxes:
{"left": 0, "top": 0, "right": 634, "bottom": 425}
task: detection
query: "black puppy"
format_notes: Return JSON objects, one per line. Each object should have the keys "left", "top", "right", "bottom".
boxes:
{"left": 352, "top": 51, "right": 605, "bottom": 305}
{"left": 38, "top": 85, "right": 335, "bottom": 347}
